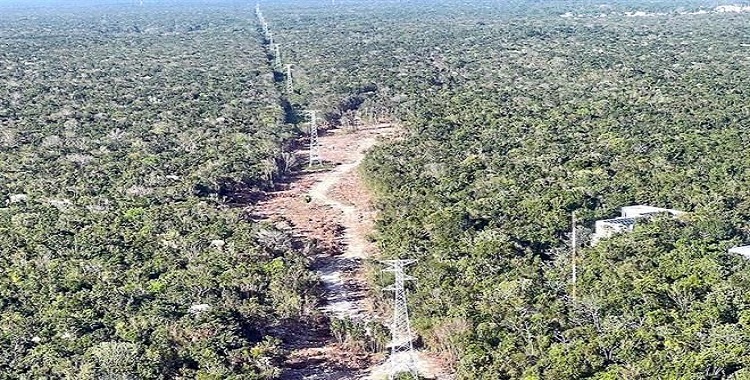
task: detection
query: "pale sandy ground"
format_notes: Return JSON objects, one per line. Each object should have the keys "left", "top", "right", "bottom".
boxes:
{"left": 254, "top": 124, "right": 453, "bottom": 379}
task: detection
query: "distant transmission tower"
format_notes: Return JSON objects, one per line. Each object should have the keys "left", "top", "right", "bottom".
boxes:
{"left": 273, "top": 44, "right": 281, "bottom": 68}
{"left": 383, "top": 259, "right": 419, "bottom": 380}
{"left": 256, "top": 4, "right": 269, "bottom": 39}
{"left": 306, "top": 110, "right": 322, "bottom": 166}
{"left": 286, "top": 64, "right": 293, "bottom": 94}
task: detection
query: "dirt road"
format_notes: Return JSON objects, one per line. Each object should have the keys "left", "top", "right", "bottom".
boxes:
{"left": 254, "top": 124, "right": 449, "bottom": 379}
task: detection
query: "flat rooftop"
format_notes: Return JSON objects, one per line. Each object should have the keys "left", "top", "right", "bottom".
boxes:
{"left": 597, "top": 218, "right": 637, "bottom": 226}
{"left": 621, "top": 205, "right": 684, "bottom": 218}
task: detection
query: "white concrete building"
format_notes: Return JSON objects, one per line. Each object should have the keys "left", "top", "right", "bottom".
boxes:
{"left": 728, "top": 245, "right": 750, "bottom": 260}
{"left": 592, "top": 205, "right": 684, "bottom": 245}
{"left": 188, "top": 304, "right": 212, "bottom": 314}
{"left": 593, "top": 217, "right": 638, "bottom": 245}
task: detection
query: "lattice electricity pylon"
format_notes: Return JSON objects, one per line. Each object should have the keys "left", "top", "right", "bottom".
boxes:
{"left": 273, "top": 44, "right": 281, "bottom": 69}
{"left": 286, "top": 64, "right": 293, "bottom": 94}
{"left": 306, "top": 110, "right": 322, "bottom": 166}
{"left": 382, "top": 259, "right": 419, "bottom": 380}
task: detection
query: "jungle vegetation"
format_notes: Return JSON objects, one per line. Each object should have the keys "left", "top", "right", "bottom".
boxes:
{"left": 3, "top": 0, "right": 750, "bottom": 379}
{"left": 0, "top": 3, "right": 319, "bottom": 379}
{"left": 267, "top": 0, "right": 750, "bottom": 378}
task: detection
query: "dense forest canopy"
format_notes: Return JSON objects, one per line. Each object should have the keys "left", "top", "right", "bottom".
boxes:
{"left": 352, "top": 2, "right": 750, "bottom": 379}
{"left": 0, "top": 3, "right": 320, "bottom": 378}
{"left": 3, "top": 0, "right": 750, "bottom": 378}
{"left": 264, "top": 0, "right": 750, "bottom": 377}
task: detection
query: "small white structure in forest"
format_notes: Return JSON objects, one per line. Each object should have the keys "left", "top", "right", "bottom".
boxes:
{"left": 728, "top": 245, "right": 750, "bottom": 260}
{"left": 593, "top": 217, "right": 638, "bottom": 245}
{"left": 7, "top": 194, "right": 28, "bottom": 204}
{"left": 210, "top": 239, "right": 225, "bottom": 249}
{"left": 592, "top": 205, "right": 683, "bottom": 245}
{"left": 188, "top": 304, "right": 212, "bottom": 314}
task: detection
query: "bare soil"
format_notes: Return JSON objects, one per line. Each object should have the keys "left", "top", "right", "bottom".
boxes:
{"left": 251, "top": 124, "right": 452, "bottom": 380}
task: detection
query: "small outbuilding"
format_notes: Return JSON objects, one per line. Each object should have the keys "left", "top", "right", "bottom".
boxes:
{"left": 728, "top": 245, "right": 750, "bottom": 260}
{"left": 593, "top": 218, "right": 638, "bottom": 245}
{"left": 188, "top": 304, "right": 212, "bottom": 314}
{"left": 592, "top": 205, "right": 684, "bottom": 245}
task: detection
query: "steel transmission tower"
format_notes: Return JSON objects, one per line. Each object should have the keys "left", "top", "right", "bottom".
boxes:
{"left": 255, "top": 4, "right": 269, "bottom": 37}
{"left": 383, "top": 259, "right": 419, "bottom": 379}
{"left": 306, "top": 110, "right": 322, "bottom": 166}
{"left": 273, "top": 44, "right": 281, "bottom": 69}
{"left": 256, "top": 5, "right": 270, "bottom": 42}
{"left": 286, "top": 64, "right": 293, "bottom": 94}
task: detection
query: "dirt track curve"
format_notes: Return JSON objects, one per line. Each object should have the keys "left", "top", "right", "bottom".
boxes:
{"left": 254, "top": 124, "right": 450, "bottom": 380}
